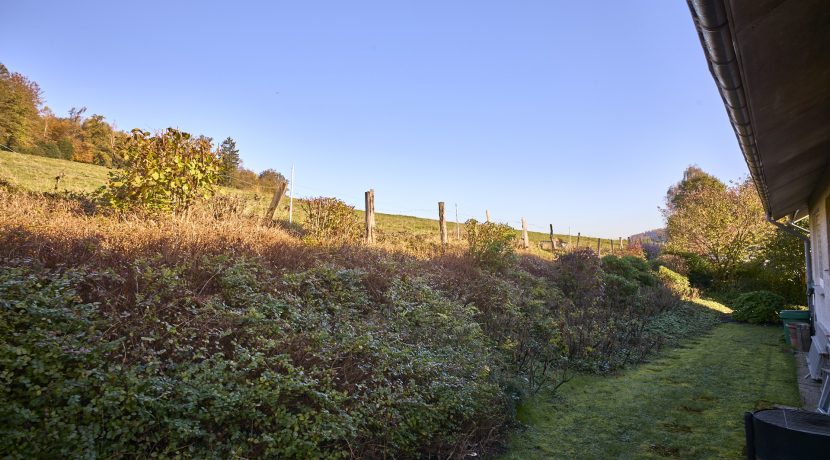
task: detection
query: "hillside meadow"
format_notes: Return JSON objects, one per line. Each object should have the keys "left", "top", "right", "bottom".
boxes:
{"left": 0, "top": 151, "right": 618, "bottom": 254}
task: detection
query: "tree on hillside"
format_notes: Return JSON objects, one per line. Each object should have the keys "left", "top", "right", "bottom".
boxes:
{"left": 663, "top": 167, "right": 770, "bottom": 283}
{"left": 0, "top": 62, "right": 129, "bottom": 165}
{"left": 257, "top": 168, "right": 287, "bottom": 191}
{"left": 233, "top": 167, "right": 258, "bottom": 189}
{"left": 0, "top": 63, "right": 42, "bottom": 150}
{"left": 664, "top": 165, "right": 726, "bottom": 213}
{"left": 81, "top": 114, "right": 116, "bottom": 166}
{"left": 218, "top": 137, "right": 241, "bottom": 185}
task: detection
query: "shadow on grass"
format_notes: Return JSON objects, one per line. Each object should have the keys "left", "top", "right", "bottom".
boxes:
{"left": 502, "top": 321, "right": 798, "bottom": 459}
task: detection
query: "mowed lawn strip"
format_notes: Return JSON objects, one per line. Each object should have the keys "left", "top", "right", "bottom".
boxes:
{"left": 503, "top": 323, "right": 799, "bottom": 459}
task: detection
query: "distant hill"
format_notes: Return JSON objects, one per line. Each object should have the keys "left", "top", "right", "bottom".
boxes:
{"left": 629, "top": 228, "right": 666, "bottom": 244}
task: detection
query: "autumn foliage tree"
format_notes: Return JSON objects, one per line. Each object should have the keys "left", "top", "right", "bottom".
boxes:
{"left": 663, "top": 166, "right": 770, "bottom": 283}
{"left": 1, "top": 63, "right": 288, "bottom": 191}
{"left": 0, "top": 64, "right": 42, "bottom": 151}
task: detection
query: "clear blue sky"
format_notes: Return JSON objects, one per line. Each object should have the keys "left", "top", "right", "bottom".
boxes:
{"left": 1, "top": 0, "right": 748, "bottom": 237}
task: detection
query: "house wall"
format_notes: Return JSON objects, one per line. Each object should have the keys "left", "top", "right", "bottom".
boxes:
{"left": 808, "top": 164, "right": 830, "bottom": 339}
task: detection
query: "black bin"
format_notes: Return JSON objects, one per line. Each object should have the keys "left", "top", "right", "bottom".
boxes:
{"left": 745, "top": 408, "right": 830, "bottom": 459}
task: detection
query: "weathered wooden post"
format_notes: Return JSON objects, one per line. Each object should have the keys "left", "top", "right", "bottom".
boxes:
{"left": 610, "top": 238, "right": 615, "bottom": 253}
{"left": 288, "top": 163, "right": 295, "bottom": 224}
{"left": 549, "top": 224, "right": 556, "bottom": 251}
{"left": 521, "top": 218, "right": 529, "bottom": 249}
{"left": 365, "top": 189, "right": 376, "bottom": 244}
{"left": 438, "top": 201, "right": 448, "bottom": 247}
{"left": 619, "top": 237, "right": 623, "bottom": 251}
{"left": 485, "top": 209, "right": 491, "bottom": 223}
{"left": 263, "top": 179, "right": 288, "bottom": 224}
{"left": 455, "top": 203, "right": 461, "bottom": 240}
{"left": 576, "top": 232, "right": 581, "bottom": 248}
{"left": 596, "top": 238, "right": 601, "bottom": 255}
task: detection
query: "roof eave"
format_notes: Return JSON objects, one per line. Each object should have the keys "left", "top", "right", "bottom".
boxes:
{"left": 686, "top": 0, "right": 773, "bottom": 217}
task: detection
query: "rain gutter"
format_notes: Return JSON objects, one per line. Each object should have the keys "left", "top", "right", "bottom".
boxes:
{"left": 686, "top": 0, "right": 772, "bottom": 215}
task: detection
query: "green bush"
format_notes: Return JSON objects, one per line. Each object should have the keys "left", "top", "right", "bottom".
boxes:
{"left": 603, "top": 272, "right": 639, "bottom": 301}
{"left": 300, "top": 197, "right": 362, "bottom": 243}
{"left": 651, "top": 254, "right": 689, "bottom": 275}
{"left": 0, "top": 261, "right": 506, "bottom": 458}
{"left": 657, "top": 266, "right": 694, "bottom": 298}
{"left": 670, "top": 251, "right": 714, "bottom": 289}
{"left": 731, "top": 290, "right": 786, "bottom": 324}
{"left": 554, "top": 248, "right": 602, "bottom": 306}
{"left": 99, "top": 128, "right": 221, "bottom": 213}
{"left": 465, "top": 219, "right": 517, "bottom": 272}
{"left": 601, "top": 255, "right": 656, "bottom": 286}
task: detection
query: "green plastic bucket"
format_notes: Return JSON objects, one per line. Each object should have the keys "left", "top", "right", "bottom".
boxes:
{"left": 780, "top": 310, "right": 810, "bottom": 343}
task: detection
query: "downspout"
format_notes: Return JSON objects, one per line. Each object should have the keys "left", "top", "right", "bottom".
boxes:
{"left": 767, "top": 215, "right": 815, "bottom": 331}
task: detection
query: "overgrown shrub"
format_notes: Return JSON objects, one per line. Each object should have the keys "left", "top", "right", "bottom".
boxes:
{"left": 0, "top": 260, "right": 507, "bottom": 458}
{"left": 0, "top": 188, "right": 717, "bottom": 458}
{"left": 464, "top": 219, "right": 516, "bottom": 272}
{"left": 670, "top": 251, "right": 714, "bottom": 289}
{"left": 734, "top": 227, "right": 807, "bottom": 304}
{"left": 657, "top": 266, "right": 694, "bottom": 298}
{"left": 603, "top": 272, "right": 639, "bottom": 302}
{"left": 552, "top": 248, "right": 602, "bottom": 306}
{"left": 99, "top": 128, "right": 221, "bottom": 213}
{"left": 300, "top": 197, "right": 362, "bottom": 243}
{"left": 601, "top": 254, "right": 656, "bottom": 287}
{"left": 653, "top": 254, "right": 689, "bottom": 276}
{"left": 731, "top": 290, "right": 786, "bottom": 324}
{"left": 204, "top": 194, "right": 249, "bottom": 220}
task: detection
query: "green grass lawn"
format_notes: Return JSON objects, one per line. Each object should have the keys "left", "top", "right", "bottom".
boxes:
{"left": 0, "top": 151, "right": 618, "bottom": 249}
{"left": 0, "top": 150, "right": 111, "bottom": 193}
{"left": 502, "top": 321, "right": 799, "bottom": 459}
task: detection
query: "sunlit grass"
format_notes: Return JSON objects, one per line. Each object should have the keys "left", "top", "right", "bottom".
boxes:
{"left": 690, "top": 296, "right": 734, "bottom": 314}
{"left": 0, "top": 150, "right": 110, "bottom": 193}
{"left": 501, "top": 323, "right": 798, "bottom": 459}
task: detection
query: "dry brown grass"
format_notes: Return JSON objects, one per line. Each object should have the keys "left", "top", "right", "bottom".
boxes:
{"left": 0, "top": 187, "right": 486, "bottom": 297}
{"left": 1, "top": 191, "right": 305, "bottom": 269}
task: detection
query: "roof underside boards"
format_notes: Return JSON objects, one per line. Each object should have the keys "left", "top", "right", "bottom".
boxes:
{"left": 688, "top": 0, "right": 830, "bottom": 220}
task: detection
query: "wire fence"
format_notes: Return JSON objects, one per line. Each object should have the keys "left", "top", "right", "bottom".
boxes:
{"left": 0, "top": 147, "right": 628, "bottom": 248}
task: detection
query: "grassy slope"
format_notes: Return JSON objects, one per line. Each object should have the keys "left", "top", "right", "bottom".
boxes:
{"left": 502, "top": 313, "right": 798, "bottom": 459}
{"left": 0, "top": 150, "right": 110, "bottom": 193}
{"left": 0, "top": 151, "right": 618, "bottom": 250}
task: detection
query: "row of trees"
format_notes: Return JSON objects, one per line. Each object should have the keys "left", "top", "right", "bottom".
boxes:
{"left": 662, "top": 166, "right": 805, "bottom": 303}
{"left": 0, "top": 63, "right": 284, "bottom": 191}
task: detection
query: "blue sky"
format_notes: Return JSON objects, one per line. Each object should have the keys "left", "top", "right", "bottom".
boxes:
{"left": 1, "top": 1, "right": 748, "bottom": 237}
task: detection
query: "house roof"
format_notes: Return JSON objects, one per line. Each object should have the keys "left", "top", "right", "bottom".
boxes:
{"left": 687, "top": 0, "right": 830, "bottom": 220}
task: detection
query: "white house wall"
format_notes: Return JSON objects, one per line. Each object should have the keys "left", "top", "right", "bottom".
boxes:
{"left": 808, "top": 164, "right": 830, "bottom": 339}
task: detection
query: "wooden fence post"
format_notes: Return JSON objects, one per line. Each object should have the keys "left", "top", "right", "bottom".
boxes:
{"left": 521, "top": 218, "right": 529, "bottom": 249}
{"left": 455, "top": 203, "right": 461, "bottom": 240}
{"left": 549, "top": 224, "right": 556, "bottom": 251}
{"left": 485, "top": 209, "right": 491, "bottom": 223}
{"left": 610, "top": 238, "right": 615, "bottom": 253}
{"left": 619, "top": 237, "right": 623, "bottom": 251}
{"left": 596, "top": 238, "right": 601, "bottom": 256}
{"left": 438, "top": 202, "right": 448, "bottom": 247}
{"left": 576, "top": 232, "right": 581, "bottom": 248}
{"left": 365, "top": 189, "right": 375, "bottom": 244}
{"left": 263, "top": 179, "right": 288, "bottom": 224}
